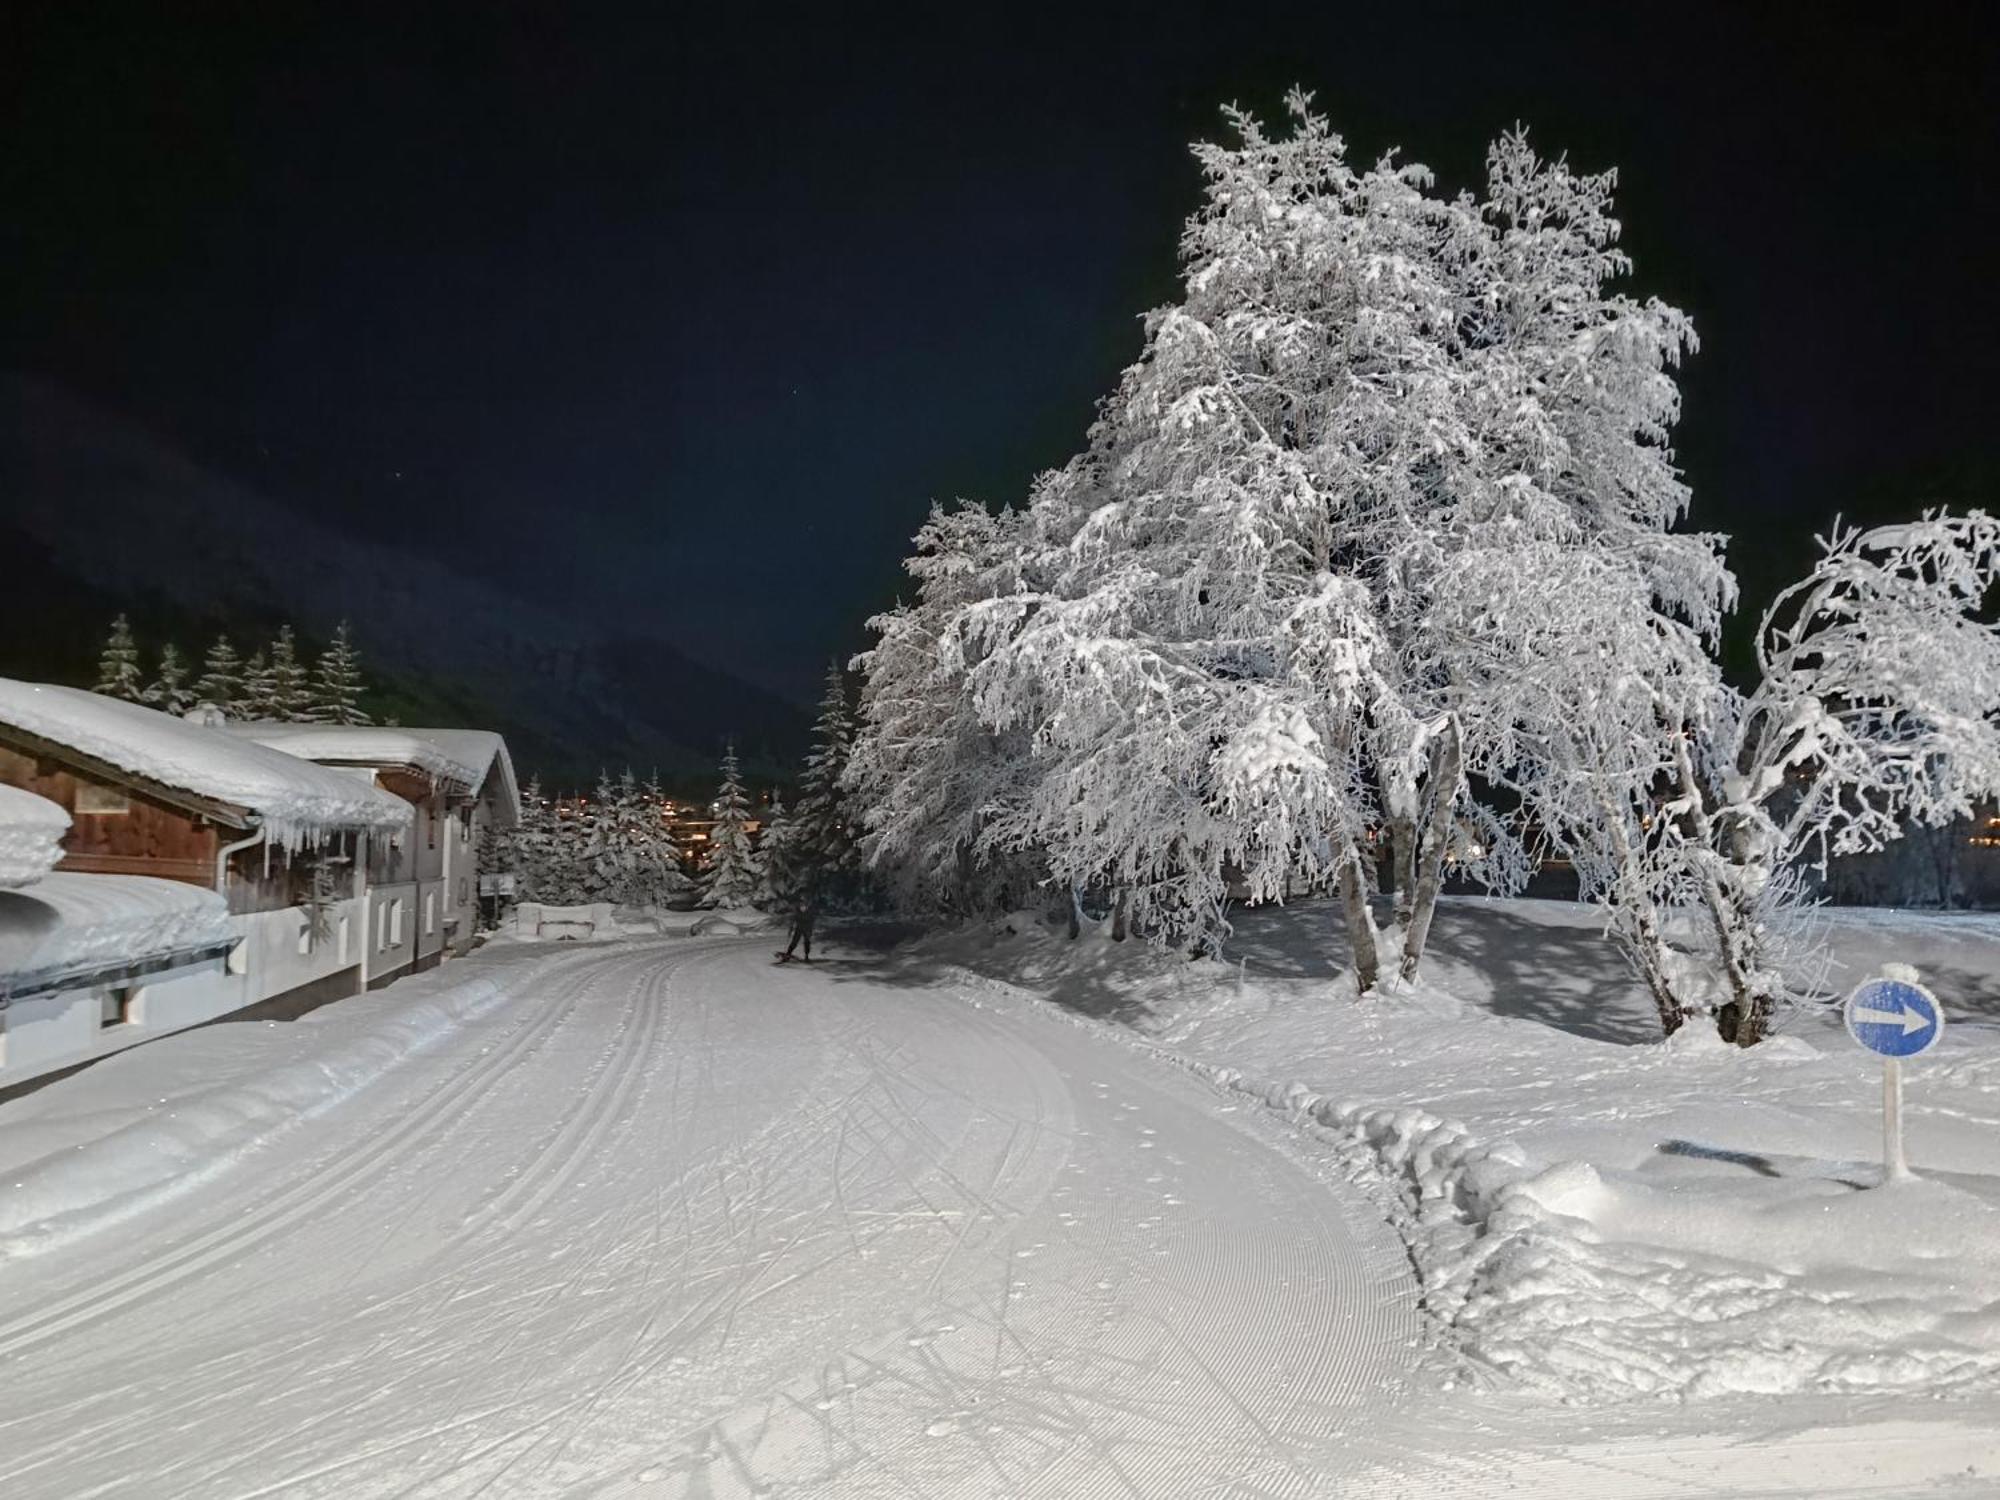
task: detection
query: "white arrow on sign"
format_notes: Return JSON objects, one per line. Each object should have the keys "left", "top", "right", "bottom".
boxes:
{"left": 1852, "top": 1002, "right": 1931, "bottom": 1034}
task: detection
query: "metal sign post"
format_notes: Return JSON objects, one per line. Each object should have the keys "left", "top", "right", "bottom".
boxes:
{"left": 1843, "top": 969, "right": 1945, "bottom": 1186}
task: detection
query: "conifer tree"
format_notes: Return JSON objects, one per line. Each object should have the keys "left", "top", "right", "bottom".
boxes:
{"left": 145, "top": 643, "right": 195, "bottom": 714}
{"left": 94, "top": 614, "right": 144, "bottom": 701}
{"left": 699, "top": 743, "right": 762, "bottom": 909}
{"left": 195, "top": 634, "right": 244, "bottom": 714}
{"left": 311, "top": 620, "right": 372, "bottom": 725}
{"left": 770, "top": 665, "right": 857, "bottom": 907}
{"left": 754, "top": 791, "right": 789, "bottom": 910}
{"left": 266, "top": 625, "right": 313, "bottom": 721}
{"left": 239, "top": 649, "right": 277, "bottom": 719}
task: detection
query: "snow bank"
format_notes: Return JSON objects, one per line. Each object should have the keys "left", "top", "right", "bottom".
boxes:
{"left": 0, "top": 873, "right": 231, "bottom": 990}
{"left": 0, "top": 950, "right": 560, "bottom": 1258}
{"left": 231, "top": 723, "right": 512, "bottom": 801}
{"left": 0, "top": 680, "right": 411, "bottom": 848}
{"left": 918, "top": 899, "right": 2000, "bottom": 1404}
{"left": 0, "top": 784, "right": 67, "bottom": 889}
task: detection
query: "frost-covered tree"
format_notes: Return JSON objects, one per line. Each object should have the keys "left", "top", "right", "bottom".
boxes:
{"left": 195, "top": 634, "right": 244, "bottom": 714}
{"left": 848, "top": 502, "right": 1049, "bottom": 917}
{"left": 699, "top": 744, "right": 762, "bottom": 909}
{"left": 1676, "top": 513, "right": 2000, "bottom": 1044}
{"left": 95, "top": 615, "right": 144, "bottom": 701}
{"left": 311, "top": 621, "right": 372, "bottom": 725}
{"left": 266, "top": 626, "right": 313, "bottom": 721}
{"left": 144, "top": 642, "right": 196, "bottom": 715}
{"left": 871, "top": 97, "right": 1716, "bottom": 989}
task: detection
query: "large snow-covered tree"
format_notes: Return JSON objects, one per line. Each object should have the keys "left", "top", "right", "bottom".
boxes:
{"left": 862, "top": 97, "right": 1717, "bottom": 990}
{"left": 848, "top": 502, "right": 1049, "bottom": 917}
{"left": 699, "top": 744, "right": 762, "bottom": 909}
{"left": 311, "top": 621, "right": 372, "bottom": 725}
{"left": 95, "top": 615, "right": 144, "bottom": 702}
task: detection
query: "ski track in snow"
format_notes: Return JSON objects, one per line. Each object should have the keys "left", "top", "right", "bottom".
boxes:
{"left": 4, "top": 935, "right": 1992, "bottom": 1498}
{"left": 0, "top": 938, "right": 1425, "bottom": 1498}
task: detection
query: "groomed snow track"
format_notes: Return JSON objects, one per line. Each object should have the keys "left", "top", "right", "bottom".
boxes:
{"left": 0, "top": 937, "right": 1425, "bottom": 1498}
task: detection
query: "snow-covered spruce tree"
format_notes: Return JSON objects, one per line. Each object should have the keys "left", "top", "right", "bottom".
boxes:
{"left": 195, "top": 634, "right": 244, "bottom": 714}
{"left": 95, "top": 615, "right": 144, "bottom": 701}
{"left": 1677, "top": 513, "right": 2000, "bottom": 1045}
{"left": 771, "top": 665, "right": 858, "bottom": 908}
{"left": 848, "top": 502, "right": 1050, "bottom": 918}
{"left": 266, "top": 626, "right": 314, "bottom": 721}
{"left": 144, "top": 642, "right": 196, "bottom": 715}
{"left": 753, "top": 791, "right": 789, "bottom": 910}
{"left": 928, "top": 98, "right": 1712, "bottom": 989}
{"left": 311, "top": 621, "right": 372, "bottom": 725}
{"left": 699, "top": 743, "right": 762, "bottom": 909}
{"left": 512, "top": 775, "right": 554, "bottom": 901}
{"left": 238, "top": 649, "right": 277, "bottom": 719}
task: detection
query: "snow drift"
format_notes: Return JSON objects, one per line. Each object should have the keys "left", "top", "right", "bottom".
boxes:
{"left": 0, "top": 784, "right": 67, "bottom": 889}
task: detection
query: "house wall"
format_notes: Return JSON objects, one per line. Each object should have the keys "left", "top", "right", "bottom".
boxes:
{"left": 0, "top": 744, "right": 220, "bottom": 886}
{"left": 0, "top": 954, "right": 230, "bottom": 1089}
{"left": 224, "top": 897, "right": 368, "bottom": 1009}
{"left": 362, "top": 880, "right": 418, "bottom": 989}
{"left": 441, "top": 801, "right": 479, "bottom": 957}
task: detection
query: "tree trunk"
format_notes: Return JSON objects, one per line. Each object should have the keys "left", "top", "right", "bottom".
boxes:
{"left": 1067, "top": 883, "right": 1083, "bottom": 940}
{"left": 1387, "top": 813, "right": 1417, "bottom": 925}
{"left": 1110, "top": 886, "right": 1130, "bottom": 942}
{"left": 1669, "top": 734, "right": 1770, "bottom": 1046}
{"left": 1398, "top": 718, "right": 1463, "bottom": 983}
{"left": 1338, "top": 841, "right": 1381, "bottom": 993}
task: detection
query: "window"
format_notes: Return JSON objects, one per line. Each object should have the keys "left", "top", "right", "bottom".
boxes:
{"left": 423, "top": 892, "right": 436, "bottom": 935}
{"left": 389, "top": 899, "right": 405, "bottom": 946}
{"left": 75, "top": 784, "right": 130, "bottom": 815}
{"left": 338, "top": 914, "right": 350, "bottom": 965}
{"left": 376, "top": 902, "right": 389, "bottom": 951}
{"left": 100, "top": 987, "right": 136, "bottom": 1028}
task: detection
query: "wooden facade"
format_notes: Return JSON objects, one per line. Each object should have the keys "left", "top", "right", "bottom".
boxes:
{"left": 0, "top": 741, "right": 224, "bottom": 887}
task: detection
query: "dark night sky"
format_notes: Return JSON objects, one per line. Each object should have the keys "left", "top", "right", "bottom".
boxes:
{"left": 5, "top": 2, "right": 1995, "bottom": 699}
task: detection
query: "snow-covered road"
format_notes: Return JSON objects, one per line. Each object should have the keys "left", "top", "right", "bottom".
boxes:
{"left": 0, "top": 938, "right": 1423, "bottom": 1498}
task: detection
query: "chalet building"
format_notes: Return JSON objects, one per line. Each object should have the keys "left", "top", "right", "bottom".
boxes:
{"left": 0, "top": 681, "right": 412, "bottom": 1092}
{"left": 228, "top": 726, "right": 518, "bottom": 987}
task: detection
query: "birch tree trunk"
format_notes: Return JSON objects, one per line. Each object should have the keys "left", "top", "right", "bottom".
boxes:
{"left": 1398, "top": 718, "right": 1463, "bottom": 982}
{"left": 1338, "top": 840, "right": 1381, "bottom": 993}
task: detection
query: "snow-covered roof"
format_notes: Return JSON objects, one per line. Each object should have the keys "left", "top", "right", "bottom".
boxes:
{"left": 0, "top": 872, "right": 233, "bottom": 994}
{"left": 0, "top": 785, "right": 69, "bottom": 891}
{"left": 0, "top": 680, "right": 411, "bottom": 848}
{"left": 230, "top": 724, "right": 519, "bottom": 824}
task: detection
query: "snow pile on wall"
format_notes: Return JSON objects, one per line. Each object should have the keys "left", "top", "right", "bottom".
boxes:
{"left": 0, "top": 947, "right": 567, "bottom": 1258}
{"left": 0, "top": 785, "right": 68, "bottom": 889}
{"left": 0, "top": 873, "right": 231, "bottom": 990}
{"left": 0, "top": 680, "right": 412, "bottom": 848}
{"left": 230, "top": 724, "right": 511, "bottom": 800}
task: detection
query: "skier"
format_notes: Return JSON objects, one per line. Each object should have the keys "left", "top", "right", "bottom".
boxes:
{"left": 776, "top": 883, "right": 818, "bottom": 963}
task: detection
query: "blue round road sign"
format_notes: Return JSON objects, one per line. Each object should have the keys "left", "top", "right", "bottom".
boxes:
{"left": 1844, "top": 977, "right": 1945, "bottom": 1059}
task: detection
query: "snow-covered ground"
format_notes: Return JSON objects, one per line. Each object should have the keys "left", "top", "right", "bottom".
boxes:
{"left": 0, "top": 908, "right": 1995, "bottom": 1496}
{"left": 0, "top": 934, "right": 1420, "bottom": 1498}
